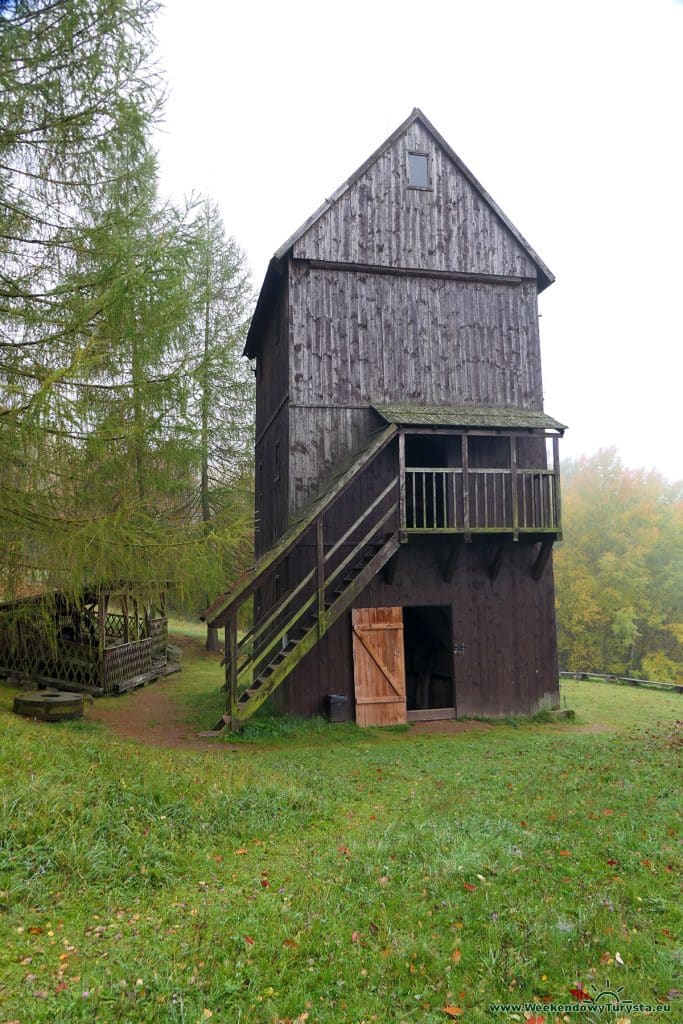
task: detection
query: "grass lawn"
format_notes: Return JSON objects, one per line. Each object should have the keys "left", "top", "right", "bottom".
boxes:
{"left": 0, "top": 634, "right": 680, "bottom": 1024}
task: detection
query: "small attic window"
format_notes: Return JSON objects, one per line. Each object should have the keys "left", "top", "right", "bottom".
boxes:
{"left": 407, "top": 151, "right": 431, "bottom": 189}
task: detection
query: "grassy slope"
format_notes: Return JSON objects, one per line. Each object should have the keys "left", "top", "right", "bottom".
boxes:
{"left": 0, "top": 631, "right": 680, "bottom": 1023}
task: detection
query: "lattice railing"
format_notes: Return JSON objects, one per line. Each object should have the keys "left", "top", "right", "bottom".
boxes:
{"left": 103, "top": 639, "right": 152, "bottom": 693}
{"left": 0, "top": 623, "right": 103, "bottom": 691}
{"left": 149, "top": 617, "right": 168, "bottom": 660}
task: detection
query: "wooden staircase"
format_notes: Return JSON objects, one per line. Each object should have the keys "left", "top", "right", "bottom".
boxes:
{"left": 201, "top": 426, "right": 400, "bottom": 734}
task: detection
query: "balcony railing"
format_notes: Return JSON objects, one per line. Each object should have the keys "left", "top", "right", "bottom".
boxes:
{"left": 403, "top": 466, "right": 560, "bottom": 535}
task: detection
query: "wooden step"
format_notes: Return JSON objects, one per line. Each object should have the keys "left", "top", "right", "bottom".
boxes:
{"left": 198, "top": 712, "right": 232, "bottom": 737}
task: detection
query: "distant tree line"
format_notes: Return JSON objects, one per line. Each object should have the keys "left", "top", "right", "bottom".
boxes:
{"left": 554, "top": 450, "right": 682, "bottom": 682}
{"left": 0, "top": 0, "right": 254, "bottom": 627}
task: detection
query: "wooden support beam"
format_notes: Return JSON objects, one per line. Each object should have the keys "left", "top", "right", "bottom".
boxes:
{"left": 461, "top": 434, "right": 470, "bottom": 541}
{"left": 488, "top": 541, "right": 507, "bottom": 581}
{"left": 121, "top": 595, "right": 129, "bottom": 643}
{"left": 443, "top": 538, "right": 462, "bottom": 582}
{"left": 316, "top": 518, "right": 326, "bottom": 638}
{"left": 398, "top": 430, "right": 406, "bottom": 532}
{"left": 98, "top": 592, "right": 108, "bottom": 663}
{"left": 510, "top": 435, "right": 519, "bottom": 540}
{"left": 225, "top": 610, "right": 238, "bottom": 728}
{"left": 552, "top": 435, "right": 563, "bottom": 540}
{"left": 531, "top": 539, "right": 554, "bottom": 581}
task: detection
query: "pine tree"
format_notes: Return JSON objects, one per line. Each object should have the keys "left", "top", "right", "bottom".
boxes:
{"left": 188, "top": 199, "right": 254, "bottom": 648}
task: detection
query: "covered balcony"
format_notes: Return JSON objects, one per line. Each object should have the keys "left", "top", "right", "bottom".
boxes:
{"left": 373, "top": 404, "right": 566, "bottom": 541}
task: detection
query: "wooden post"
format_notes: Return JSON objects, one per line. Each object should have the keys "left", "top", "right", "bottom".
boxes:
{"left": 121, "top": 595, "right": 129, "bottom": 643}
{"left": 316, "top": 518, "right": 326, "bottom": 638}
{"left": 226, "top": 610, "right": 238, "bottom": 727}
{"left": 144, "top": 603, "right": 151, "bottom": 639}
{"left": 552, "top": 435, "right": 562, "bottom": 538}
{"left": 98, "top": 591, "right": 107, "bottom": 651}
{"left": 461, "top": 434, "right": 470, "bottom": 540}
{"left": 398, "top": 431, "right": 406, "bottom": 537}
{"left": 510, "top": 435, "right": 519, "bottom": 540}
{"left": 132, "top": 598, "right": 140, "bottom": 641}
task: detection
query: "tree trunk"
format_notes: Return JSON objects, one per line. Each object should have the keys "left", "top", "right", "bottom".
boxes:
{"left": 206, "top": 624, "right": 219, "bottom": 652}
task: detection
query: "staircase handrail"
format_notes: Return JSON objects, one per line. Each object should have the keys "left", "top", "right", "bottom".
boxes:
{"left": 202, "top": 424, "right": 397, "bottom": 628}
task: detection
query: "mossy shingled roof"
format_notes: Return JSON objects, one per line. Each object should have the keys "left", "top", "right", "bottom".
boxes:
{"left": 373, "top": 404, "right": 567, "bottom": 432}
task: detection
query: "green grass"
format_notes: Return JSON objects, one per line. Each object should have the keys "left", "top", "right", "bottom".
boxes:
{"left": 0, "top": 642, "right": 680, "bottom": 1023}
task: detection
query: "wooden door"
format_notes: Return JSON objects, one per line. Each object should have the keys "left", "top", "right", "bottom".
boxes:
{"left": 352, "top": 607, "right": 407, "bottom": 727}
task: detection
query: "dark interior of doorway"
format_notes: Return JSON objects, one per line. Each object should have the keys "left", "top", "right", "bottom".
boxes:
{"left": 403, "top": 605, "right": 453, "bottom": 711}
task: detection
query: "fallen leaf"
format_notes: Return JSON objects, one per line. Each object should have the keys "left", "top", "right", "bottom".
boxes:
{"left": 260, "top": 878, "right": 270, "bottom": 888}
{"left": 294, "top": 1013, "right": 309, "bottom": 1023}
{"left": 351, "top": 931, "right": 360, "bottom": 943}
{"left": 569, "top": 985, "right": 592, "bottom": 1001}
{"left": 442, "top": 1006, "right": 463, "bottom": 1017}
{"left": 234, "top": 848, "right": 248, "bottom": 856}
{"left": 28, "top": 927, "right": 44, "bottom": 935}
{"left": 667, "top": 989, "right": 681, "bottom": 1000}
{"left": 244, "top": 936, "right": 254, "bottom": 946}
{"left": 201, "top": 1011, "right": 213, "bottom": 1021}
{"left": 526, "top": 1016, "right": 546, "bottom": 1023}
{"left": 463, "top": 883, "right": 476, "bottom": 892}
{"left": 369, "top": 922, "right": 379, "bottom": 935}
{"left": 606, "top": 858, "right": 618, "bottom": 866}
{"left": 599, "top": 952, "right": 613, "bottom": 966}
{"left": 558, "top": 850, "right": 572, "bottom": 857}
{"left": 338, "top": 845, "right": 351, "bottom": 856}
{"left": 378, "top": 876, "right": 389, "bottom": 886}
{"left": 283, "top": 938, "right": 298, "bottom": 949}
{"left": 451, "top": 949, "right": 462, "bottom": 963}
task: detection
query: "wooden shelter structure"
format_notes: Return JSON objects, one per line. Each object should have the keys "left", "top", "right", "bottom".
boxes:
{"left": 204, "top": 108, "right": 566, "bottom": 731}
{"left": 0, "top": 585, "right": 170, "bottom": 696}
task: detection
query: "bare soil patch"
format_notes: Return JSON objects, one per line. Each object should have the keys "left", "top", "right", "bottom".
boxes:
{"left": 409, "top": 719, "right": 494, "bottom": 735}
{"left": 87, "top": 682, "right": 243, "bottom": 753}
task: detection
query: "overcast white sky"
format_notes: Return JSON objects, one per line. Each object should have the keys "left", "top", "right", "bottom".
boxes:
{"left": 153, "top": 0, "right": 682, "bottom": 481}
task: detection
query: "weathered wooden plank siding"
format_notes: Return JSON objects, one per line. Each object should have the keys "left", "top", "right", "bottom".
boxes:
{"left": 293, "top": 120, "right": 537, "bottom": 279}
{"left": 288, "top": 406, "right": 383, "bottom": 512}
{"left": 289, "top": 264, "right": 543, "bottom": 410}
{"left": 278, "top": 541, "right": 559, "bottom": 719}
{"left": 254, "top": 282, "right": 289, "bottom": 556}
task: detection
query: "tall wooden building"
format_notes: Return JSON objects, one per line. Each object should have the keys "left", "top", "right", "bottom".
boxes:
{"left": 204, "top": 109, "right": 566, "bottom": 731}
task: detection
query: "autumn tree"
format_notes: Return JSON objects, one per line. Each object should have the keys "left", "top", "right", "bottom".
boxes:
{"left": 554, "top": 449, "right": 682, "bottom": 680}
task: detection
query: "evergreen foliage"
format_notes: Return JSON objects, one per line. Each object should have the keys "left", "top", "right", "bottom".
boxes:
{"left": 0, "top": 0, "right": 254, "bottom": 609}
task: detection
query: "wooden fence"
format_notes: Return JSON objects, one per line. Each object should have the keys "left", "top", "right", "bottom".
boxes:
{"left": 560, "top": 671, "right": 682, "bottom": 694}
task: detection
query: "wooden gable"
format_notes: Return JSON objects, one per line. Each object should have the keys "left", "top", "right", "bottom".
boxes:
{"left": 290, "top": 110, "right": 551, "bottom": 285}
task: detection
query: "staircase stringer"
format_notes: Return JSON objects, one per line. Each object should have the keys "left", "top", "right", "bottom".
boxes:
{"left": 230, "top": 532, "right": 401, "bottom": 729}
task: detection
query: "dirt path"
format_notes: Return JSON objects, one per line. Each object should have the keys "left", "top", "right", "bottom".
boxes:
{"left": 88, "top": 683, "right": 244, "bottom": 753}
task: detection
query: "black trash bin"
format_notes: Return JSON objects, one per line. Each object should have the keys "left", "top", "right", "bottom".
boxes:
{"left": 326, "top": 693, "right": 352, "bottom": 722}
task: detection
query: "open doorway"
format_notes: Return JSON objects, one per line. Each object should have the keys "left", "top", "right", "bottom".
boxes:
{"left": 403, "top": 605, "right": 455, "bottom": 721}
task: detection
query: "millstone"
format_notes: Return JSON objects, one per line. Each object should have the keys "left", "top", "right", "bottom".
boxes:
{"left": 13, "top": 689, "right": 84, "bottom": 722}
